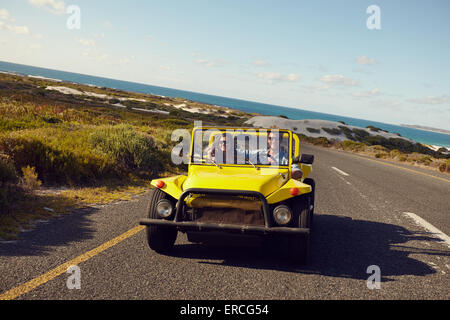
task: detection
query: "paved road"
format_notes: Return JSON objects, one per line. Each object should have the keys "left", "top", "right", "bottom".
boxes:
{"left": 1, "top": 144, "right": 449, "bottom": 300}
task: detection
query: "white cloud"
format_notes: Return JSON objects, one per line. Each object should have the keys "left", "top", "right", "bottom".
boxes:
{"left": 119, "top": 55, "right": 135, "bottom": 65}
{"left": 355, "top": 56, "right": 377, "bottom": 65}
{"left": 81, "top": 47, "right": 135, "bottom": 67}
{"left": 0, "top": 9, "right": 44, "bottom": 38}
{"left": 195, "top": 58, "right": 214, "bottom": 68}
{"left": 98, "top": 54, "right": 110, "bottom": 63}
{"left": 194, "top": 58, "right": 226, "bottom": 68}
{"left": 255, "top": 72, "right": 301, "bottom": 84}
{"left": 0, "top": 22, "right": 31, "bottom": 35}
{"left": 94, "top": 33, "right": 105, "bottom": 39}
{"left": 103, "top": 20, "right": 113, "bottom": 29}
{"left": 408, "top": 95, "right": 450, "bottom": 105}
{"left": 253, "top": 59, "right": 269, "bottom": 67}
{"left": 353, "top": 68, "right": 373, "bottom": 75}
{"left": 160, "top": 65, "right": 174, "bottom": 71}
{"left": 0, "top": 9, "right": 15, "bottom": 22}
{"left": 301, "top": 83, "right": 331, "bottom": 92}
{"left": 308, "top": 64, "right": 328, "bottom": 72}
{"left": 29, "top": 43, "right": 42, "bottom": 49}
{"left": 319, "top": 74, "right": 359, "bottom": 86}
{"left": 352, "top": 88, "right": 381, "bottom": 98}
{"left": 77, "top": 38, "right": 95, "bottom": 47}
{"left": 28, "top": 0, "right": 65, "bottom": 15}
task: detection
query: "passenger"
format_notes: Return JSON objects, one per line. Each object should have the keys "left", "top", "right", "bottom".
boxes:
{"left": 262, "top": 132, "right": 303, "bottom": 180}
{"left": 209, "top": 134, "right": 237, "bottom": 164}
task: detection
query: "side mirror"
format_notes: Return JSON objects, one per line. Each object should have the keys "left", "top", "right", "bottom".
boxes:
{"left": 299, "top": 154, "right": 314, "bottom": 164}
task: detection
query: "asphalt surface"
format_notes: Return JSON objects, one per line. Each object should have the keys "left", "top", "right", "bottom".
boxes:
{"left": 1, "top": 144, "right": 449, "bottom": 300}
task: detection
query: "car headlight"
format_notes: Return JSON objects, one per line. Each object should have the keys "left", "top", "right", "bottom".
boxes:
{"left": 156, "top": 199, "right": 173, "bottom": 218}
{"left": 273, "top": 205, "right": 292, "bottom": 225}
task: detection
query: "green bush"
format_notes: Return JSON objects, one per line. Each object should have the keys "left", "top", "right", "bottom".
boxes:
{"left": 0, "top": 132, "right": 113, "bottom": 184}
{"left": 438, "top": 160, "right": 450, "bottom": 173}
{"left": 306, "top": 127, "right": 321, "bottom": 134}
{"left": 312, "top": 137, "right": 331, "bottom": 147}
{"left": 20, "top": 165, "right": 42, "bottom": 192}
{"left": 0, "top": 125, "right": 165, "bottom": 185}
{"left": 342, "top": 140, "right": 366, "bottom": 152}
{"left": 338, "top": 126, "right": 355, "bottom": 140}
{"left": 322, "top": 127, "right": 342, "bottom": 135}
{"left": 366, "top": 125, "right": 387, "bottom": 133}
{"left": 389, "top": 149, "right": 402, "bottom": 159}
{"left": 417, "top": 155, "right": 432, "bottom": 165}
{"left": 352, "top": 128, "right": 370, "bottom": 141}
{"left": 0, "top": 155, "right": 19, "bottom": 215}
{"left": 89, "top": 125, "right": 163, "bottom": 175}
{"left": 0, "top": 154, "right": 17, "bottom": 184}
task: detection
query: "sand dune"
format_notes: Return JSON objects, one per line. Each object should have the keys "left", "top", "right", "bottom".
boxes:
{"left": 245, "top": 116, "right": 415, "bottom": 143}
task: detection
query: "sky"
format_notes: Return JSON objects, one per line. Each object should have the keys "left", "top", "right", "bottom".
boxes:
{"left": 0, "top": 0, "right": 449, "bottom": 129}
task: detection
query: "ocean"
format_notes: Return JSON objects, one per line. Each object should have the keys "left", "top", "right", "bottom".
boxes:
{"left": 1, "top": 60, "right": 449, "bottom": 148}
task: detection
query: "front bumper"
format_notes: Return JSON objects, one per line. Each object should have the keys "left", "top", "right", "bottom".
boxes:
{"left": 139, "top": 218, "right": 309, "bottom": 235}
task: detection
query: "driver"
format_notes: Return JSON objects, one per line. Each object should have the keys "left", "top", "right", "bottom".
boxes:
{"left": 259, "top": 131, "right": 303, "bottom": 180}
{"left": 209, "top": 133, "right": 241, "bottom": 164}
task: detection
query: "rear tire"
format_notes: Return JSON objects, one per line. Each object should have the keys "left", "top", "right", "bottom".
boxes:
{"left": 145, "top": 188, "right": 177, "bottom": 253}
{"left": 288, "top": 196, "right": 311, "bottom": 264}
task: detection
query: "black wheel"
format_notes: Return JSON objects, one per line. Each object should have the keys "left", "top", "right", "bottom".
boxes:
{"left": 303, "top": 178, "right": 315, "bottom": 217}
{"left": 145, "top": 188, "right": 177, "bottom": 253}
{"left": 288, "top": 196, "right": 311, "bottom": 264}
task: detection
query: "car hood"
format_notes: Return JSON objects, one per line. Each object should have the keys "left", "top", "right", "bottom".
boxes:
{"left": 182, "top": 165, "right": 289, "bottom": 197}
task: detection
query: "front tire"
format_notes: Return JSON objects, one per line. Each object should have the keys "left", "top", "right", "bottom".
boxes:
{"left": 145, "top": 188, "right": 177, "bottom": 253}
{"left": 288, "top": 196, "right": 311, "bottom": 264}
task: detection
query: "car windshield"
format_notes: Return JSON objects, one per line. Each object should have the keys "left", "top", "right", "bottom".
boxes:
{"left": 191, "top": 128, "right": 290, "bottom": 167}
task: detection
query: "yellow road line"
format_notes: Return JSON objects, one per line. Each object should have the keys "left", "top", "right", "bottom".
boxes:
{"left": 0, "top": 225, "right": 145, "bottom": 300}
{"left": 356, "top": 155, "right": 450, "bottom": 183}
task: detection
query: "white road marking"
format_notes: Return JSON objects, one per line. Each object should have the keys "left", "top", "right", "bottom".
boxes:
{"left": 403, "top": 212, "right": 450, "bottom": 248}
{"left": 331, "top": 166, "right": 349, "bottom": 176}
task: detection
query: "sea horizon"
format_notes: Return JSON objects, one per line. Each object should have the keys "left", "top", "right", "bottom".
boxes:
{"left": 1, "top": 60, "right": 449, "bottom": 148}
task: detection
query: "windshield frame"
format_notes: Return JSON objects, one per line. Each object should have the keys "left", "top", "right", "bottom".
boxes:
{"left": 189, "top": 127, "right": 292, "bottom": 169}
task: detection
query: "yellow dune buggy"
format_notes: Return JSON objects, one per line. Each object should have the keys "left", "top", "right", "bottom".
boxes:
{"left": 140, "top": 127, "right": 315, "bottom": 264}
